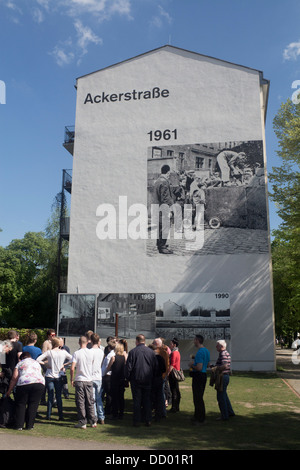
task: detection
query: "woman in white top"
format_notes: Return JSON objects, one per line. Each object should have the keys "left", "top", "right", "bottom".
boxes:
{"left": 6, "top": 351, "right": 45, "bottom": 430}
{"left": 37, "top": 337, "right": 72, "bottom": 420}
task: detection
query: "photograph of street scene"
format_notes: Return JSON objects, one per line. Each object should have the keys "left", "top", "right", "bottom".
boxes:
{"left": 147, "top": 140, "right": 269, "bottom": 256}
{"left": 95, "top": 293, "right": 156, "bottom": 339}
{"left": 58, "top": 292, "right": 230, "bottom": 341}
{"left": 155, "top": 292, "right": 230, "bottom": 340}
{"left": 57, "top": 294, "right": 96, "bottom": 336}
{"left": 57, "top": 293, "right": 157, "bottom": 339}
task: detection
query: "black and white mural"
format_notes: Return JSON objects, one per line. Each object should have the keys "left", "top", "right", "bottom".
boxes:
{"left": 58, "top": 292, "right": 230, "bottom": 341}
{"left": 147, "top": 140, "right": 268, "bottom": 256}
{"left": 58, "top": 294, "right": 96, "bottom": 337}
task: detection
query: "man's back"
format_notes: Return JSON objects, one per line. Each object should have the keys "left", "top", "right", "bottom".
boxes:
{"left": 126, "top": 343, "right": 157, "bottom": 385}
{"left": 23, "top": 345, "right": 42, "bottom": 360}
{"left": 3, "top": 341, "right": 22, "bottom": 370}
{"left": 72, "top": 348, "right": 94, "bottom": 382}
{"left": 153, "top": 175, "right": 173, "bottom": 206}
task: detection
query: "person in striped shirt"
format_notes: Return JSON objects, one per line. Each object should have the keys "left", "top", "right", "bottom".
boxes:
{"left": 214, "top": 340, "right": 235, "bottom": 421}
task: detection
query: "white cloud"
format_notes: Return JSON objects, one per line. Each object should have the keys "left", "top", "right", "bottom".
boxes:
{"left": 32, "top": 8, "right": 44, "bottom": 23}
{"left": 283, "top": 41, "right": 300, "bottom": 61}
{"left": 108, "top": 0, "right": 131, "bottom": 17}
{"left": 5, "top": 0, "right": 22, "bottom": 14}
{"left": 158, "top": 5, "right": 172, "bottom": 24}
{"left": 62, "top": 0, "right": 132, "bottom": 20}
{"left": 36, "top": 0, "right": 50, "bottom": 10}
{"left": 50, "top": 47, "right": 75, "bottom": 66}
{"left": 49, "top": 38, "right": 75, "bottom": 66}
{"left": 150, "top": 4, "right": 172, "bottom": 29}
{"left": 74, "top": 19, "right": 102, "bottom": 53}
{"left": 74, "top": 19, "right": 103, "bottom": 64}
{"left": 2, "top": 0, "right": 22, "bottom": 22}
{"left": 50, "top": 21, "right": 103, "bottom": 66}
{"left": 1, "top": 0, "right": 132, "bottom": 65}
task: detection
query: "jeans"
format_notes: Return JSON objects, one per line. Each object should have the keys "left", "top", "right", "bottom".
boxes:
{"left": 45, "top": 377, "right": 63, "bottom": 419}
{"left": 168, "top": 372, "right": 181, "bottom": 412}
{"left": 102, "top": 374, "right": 112, "bottom": 415}
{"left": 151, "top": 377, "right": 166, "bottom": 420}
{"left": 216, "top": 374, "right": 235, "bottom": 420}
{"left": 192, "top": 371, "right": 207, "bottom": 422}
{"left": 93, "top": 380, "right": 105, "bottom": 421}
{"left": 130, "top": 381, "right": 152, "bottom": 425}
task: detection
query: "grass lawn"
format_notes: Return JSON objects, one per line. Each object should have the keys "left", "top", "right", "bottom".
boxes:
{"left": 3, "top": 371, "right": 300, "bottom": 450}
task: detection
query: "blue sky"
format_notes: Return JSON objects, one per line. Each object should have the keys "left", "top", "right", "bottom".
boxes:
{"left": 1, "top": 0, "right": 300, "bottom": 248}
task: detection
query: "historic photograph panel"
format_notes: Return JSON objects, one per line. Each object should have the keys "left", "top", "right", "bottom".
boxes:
{"left": 58, "top": 294, "right": 96, "bottom": 336}
{"left": 96, "top": 293, "right": 156, "bottom": 339}
{"left": 147, "top": 140, "right": 269, "bottom": 256}
{"left": 155, "top": 292, "right": 230, "bottom": 340}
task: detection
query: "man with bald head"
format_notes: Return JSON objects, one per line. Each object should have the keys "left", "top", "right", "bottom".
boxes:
{"left": 71, "top": 336, "right": 97, "bottom": 429}
{"left": 125, "top": 334, "right": 157, "bottom": 427}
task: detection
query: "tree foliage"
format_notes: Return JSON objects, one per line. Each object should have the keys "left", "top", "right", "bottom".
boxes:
{"left": 0, "top": 192, "right": 68, "bottom": 328}
{"left": 269, "top": 98, "right": 300, "bottom": 338}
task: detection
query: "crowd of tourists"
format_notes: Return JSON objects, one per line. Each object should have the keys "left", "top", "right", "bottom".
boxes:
{"left": 0, "top": 329, "right": 234, "bottom": 431}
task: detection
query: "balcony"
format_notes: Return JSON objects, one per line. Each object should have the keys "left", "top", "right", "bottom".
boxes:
{"left": 63, "top": 169, "right": 72, "bottom": 194}
{"left": 60, "top": 217, "right": 70, "bottom": 240}
{"left": 63, "top": 126, "right": 75, "bottom": 155}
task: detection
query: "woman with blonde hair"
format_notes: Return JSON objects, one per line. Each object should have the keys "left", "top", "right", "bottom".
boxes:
{"left": 106, "top": 342, "right": 126, "bottom": 419}
{"left": 37, "top": 337, "right": 72, "bottom": 421}
{"left": 118, "top": 339, "right": 128, "bottom": 361}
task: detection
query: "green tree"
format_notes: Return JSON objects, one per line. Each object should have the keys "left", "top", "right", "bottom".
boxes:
{"left": 0, "top": 192, "right": 69, "bottom": 328}
{"left": 0, "top": 232, "right": 54, "bottom": 327}
{"left": 269, "top": 98, "right": 300, "bottom": 339}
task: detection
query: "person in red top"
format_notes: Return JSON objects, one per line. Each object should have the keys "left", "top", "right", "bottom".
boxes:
{"left": 168, "top": 338, "right": 181, "bottom": 413}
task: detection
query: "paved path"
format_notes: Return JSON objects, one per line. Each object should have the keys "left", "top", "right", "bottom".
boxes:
{"left": 0, "top": 348, "right": 299, "bottom": 450}
{"left": 275, "top": 347, "right": 300, "bottom": 397}
{"left": 146, "top": 227, "right": 269, "bottom": 256}
{"left": 0, "top": 430, "right": 151, "bottom": 450}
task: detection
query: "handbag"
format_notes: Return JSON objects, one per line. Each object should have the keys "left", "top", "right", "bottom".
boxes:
{"left": 171, "top": 368, "right": 185, "bottom": 382}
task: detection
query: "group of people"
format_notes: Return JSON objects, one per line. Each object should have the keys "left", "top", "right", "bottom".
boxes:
{"left": 0, "top": 329, "right": 234, "bottom": 431}
{"left": 189, "top": 335, "right": 235, "bottom": 425}
{"left": 152, "top": 151, "right": 254, "bottom": 254}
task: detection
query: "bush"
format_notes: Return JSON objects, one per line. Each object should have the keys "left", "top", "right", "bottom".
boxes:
{"left": 0, "top": 328, "right": 49, "bottom": 348}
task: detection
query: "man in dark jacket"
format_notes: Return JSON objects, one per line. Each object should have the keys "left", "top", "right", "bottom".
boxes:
{"left": 125, "top": 334, "right": 157, "bottom": 427}
{"left": 153, "top": 164, "right": 174, "bottom": 254}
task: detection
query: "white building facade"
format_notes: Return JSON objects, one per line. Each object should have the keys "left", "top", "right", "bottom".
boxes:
{"left": 63, "top": 46, "right": 275, "bottom": 370}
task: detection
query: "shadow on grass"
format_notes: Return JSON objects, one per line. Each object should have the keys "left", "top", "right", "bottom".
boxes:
{"left": 97, "top": 402, "right": 300, "bottom": 450}
{"left": 5, "top": 372, "right": 299, "bottom": 450}
{"left": 33, "top": 388, "right": 300, "bottom": 450}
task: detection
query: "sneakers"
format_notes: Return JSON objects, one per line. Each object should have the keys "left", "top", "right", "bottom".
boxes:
{"left": 75, "top": 421, "right": 97, "bottom": 429}
{"left": 74, "top": 422, "right": 98, "bottom": 429}
{"left": 74, "top": 423, "right": 87, "bottom": 429}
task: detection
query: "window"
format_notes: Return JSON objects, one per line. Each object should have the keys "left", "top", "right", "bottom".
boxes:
{"left": 195, "top": 157, "right": 204, "bottom": 169}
